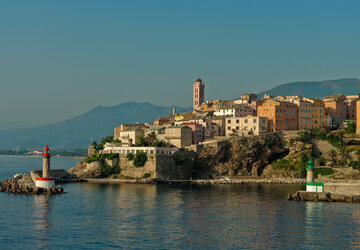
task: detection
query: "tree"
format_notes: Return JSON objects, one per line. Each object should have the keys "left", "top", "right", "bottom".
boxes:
{"left": 91, "top": 141, "right": 98, "bottom": 148}
{"left": 136, "top": 135, "right": 147, "bottom": 146}
{"left": 133, "top": 152, "right": 148, "bottom": 167}
{"left": 344, "top": 122, "right": 356, "bottom": 134}
{"left": 151, "top": 140, "right": 167, "bottom": 147}
{"left": 328, "top": 149, "right": 338, "bottom": 166}
{"left": 146, "top": 132, "right": 157, "bottom": 145}
{"left": 339, "top": 147, "right": 351, "bottom": 166}
{"left": 229, "top": 129, "right": 238, "bottom": 137}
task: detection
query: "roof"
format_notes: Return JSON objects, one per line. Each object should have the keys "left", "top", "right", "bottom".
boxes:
{"left": 156, "top": 117, "right": 170, "bottom": 122}
{"left": 181, "top": 122, "right": 202, "bottom": 126}
{"left": 121, "top": 126, "right": 143, "bottom": 132}
{"left": 167, "top": 125, "right": 190, "bottom": 129}
{"left": 196, "top": 77, "right": 202, "bottom": 83}
{"left": 150, "top": 126, "right": 165, "bottom": 131}
{"left": 324, "top": 94, "right": 344, "bottom": 99}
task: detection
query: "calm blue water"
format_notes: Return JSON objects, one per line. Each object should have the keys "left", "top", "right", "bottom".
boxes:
{"left": 1, "top": 156, "right": 360, "bottom": 249}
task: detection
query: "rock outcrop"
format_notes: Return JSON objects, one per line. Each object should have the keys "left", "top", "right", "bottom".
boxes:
{"left": 193, "top": 133, "right": 288, "bottom": 178}
{"left": 0, "top": 174, "right": 64, "bottom": 195}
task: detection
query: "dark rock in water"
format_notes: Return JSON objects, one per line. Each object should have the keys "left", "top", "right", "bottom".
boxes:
{"left": 288, "top": 191, "right": 360, "bottom": 203}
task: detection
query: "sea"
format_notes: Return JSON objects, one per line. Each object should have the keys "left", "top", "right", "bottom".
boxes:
{"left": 1, "top": 156, "right": 360, "bottom": 249}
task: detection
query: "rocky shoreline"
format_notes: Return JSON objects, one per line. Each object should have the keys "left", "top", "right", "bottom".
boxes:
{"left": 287, "top": 191, "right": 360, "bottom": 203}
{"left": 0, "top": 174, "right": 64, "bottom": 195}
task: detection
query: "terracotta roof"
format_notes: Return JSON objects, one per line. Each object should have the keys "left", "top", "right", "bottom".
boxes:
{"left": 156, "top": 117, "right": 170, "bottom": 122}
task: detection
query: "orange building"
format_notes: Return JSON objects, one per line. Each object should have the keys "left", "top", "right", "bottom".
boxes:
{"left": 357, "top": 100, "right": 360, "bottom": 134}
{"left": 323, "top": 95, "right": 347, "bottom": 128}
{"left": 303, "top": 98, "right": 326, "bottom": 129}
{"left": 291, "top": 99, "right": 312, "bottom": 130}
{"left": 257, "top": 99, "right": 298, "bottom": 132}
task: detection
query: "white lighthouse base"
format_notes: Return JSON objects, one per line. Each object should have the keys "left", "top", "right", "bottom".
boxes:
{"left": 36, "top": 177, "right": 55, "bottom": 190}
{"left": 306, "top": 182, "right": 324, "bottom": 192}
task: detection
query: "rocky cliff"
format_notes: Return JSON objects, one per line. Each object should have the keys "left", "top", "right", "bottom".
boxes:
{"left": 69, "top": 131, "right": 313, "bottom": 180}
{"left": 192, "top": 132, "right": 289, "bottom": 178}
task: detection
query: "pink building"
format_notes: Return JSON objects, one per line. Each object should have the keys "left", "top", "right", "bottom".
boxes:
{"left": 181, "top": 122, "right": 204, "bottom": 144}
{"left": 193, "top": 78, "right": 205, "bottom": 111}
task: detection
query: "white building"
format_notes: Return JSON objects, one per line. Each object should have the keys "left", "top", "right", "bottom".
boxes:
{"left": 101, "top": 143, "right": 179, "bottom": 155}
{"left": 214, "top": 104, "right": 254, "bottom": 117}
{"left": 225, "top": 116, "right": 268, "bottom": 137}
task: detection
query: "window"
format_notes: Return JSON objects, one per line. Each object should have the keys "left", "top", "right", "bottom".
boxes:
{"left": 236, "top": 120, "right": 239, "bottom": 123}
{"left": 228, "top": 119, "right": 231, "bottom": 123}
{"left": 227, "top": 126, "right": 231, "bottom": 130}
{"left": 253, "top": 119, "right": 257, "bottom": 123}
{"left": 244, "top": 119, "right": 248, "bottom": 123}
{"left": 236, "top": 126, "right": 239, "bottom": 130}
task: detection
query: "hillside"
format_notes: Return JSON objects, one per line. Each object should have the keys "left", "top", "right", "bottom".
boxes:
{"left": 0, "top": 102, "right": 189, "bottom": 150}
{"left": 257, "top": 78, "right": 360, "bottom": 98}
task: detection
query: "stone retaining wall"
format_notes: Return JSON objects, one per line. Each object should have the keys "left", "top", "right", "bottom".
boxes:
{"left": 324, "top": 183, "right": 360, "bottom": 196}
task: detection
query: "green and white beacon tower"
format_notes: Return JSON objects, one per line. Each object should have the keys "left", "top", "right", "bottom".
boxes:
{"left": 306, "top": 159, "right": 324, "bottom": 192}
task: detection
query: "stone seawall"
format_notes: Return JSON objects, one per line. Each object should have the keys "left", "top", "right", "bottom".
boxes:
{"left": 324, "top": 183, "right": 360, "bottom": 196}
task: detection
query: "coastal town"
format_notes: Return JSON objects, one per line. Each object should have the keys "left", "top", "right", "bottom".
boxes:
{"left": 100, "top": 77, "right": 360, "bottom": 156}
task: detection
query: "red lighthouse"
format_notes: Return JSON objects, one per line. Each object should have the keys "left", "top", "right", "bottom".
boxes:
{"left": 35, "top": 145, "right": 55, "bottom": 190}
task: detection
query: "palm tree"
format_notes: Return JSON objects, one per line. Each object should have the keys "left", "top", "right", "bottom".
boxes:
{"left": 328, "top": 149, "right": 337, "bottom": 167}
{"left": 339, "top": 148, "right": 351, "bottom": 166}
{"left": 146, "top": 132, "right": 157, "bottom": 145}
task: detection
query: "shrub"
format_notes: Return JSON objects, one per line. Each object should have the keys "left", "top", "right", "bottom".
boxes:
{"left": 101, "top": 164, "right": 112, "bottom": 177}
{"left": 314, "top": 167, "right": 334, "bottom": 178}
{"left": 100, "top": 164, "right": 121, "bottom": 177}
{"left": 126, "top": 153, "right": 134, "bottom": 161}
{"left": 349, "top": 161, "right": 360, "bottom": 170}
{"left": 133, "top": 152, "right": 148, "bottom": 167}
{"left": 85, "top": 155, "right": 101, "bottom": 163}
{"left": 315, "top": 157, "right": 326, "bottom": 166}
{"left": 173, "top": 153, "right": 186, "bottom": 165}
{"left": 344, "top": 122, "right": 356, "bottom": 134}
{"left": 296, "top": 131, "right": 310, "bottom": 143}
{"left": 265, "top": 138, "right": 275, "bottom": 149}
{"left": 143, "top": 173, "right": 151, "bottom": 178}
{"left": 272, "top": 153, "right": 310, "bottom": 178}
{"left": 105, "top": 153, "right": 118, "bottom": 160}
{"left": 151, "top": 140, "right": 168, "bottom": 147}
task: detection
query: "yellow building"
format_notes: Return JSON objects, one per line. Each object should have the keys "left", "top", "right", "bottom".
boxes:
{"left": 174, "top": 112, "right": 193, "bottom": 121}
{"left": 304, "top": 98, "right": 325, "bottom": 129}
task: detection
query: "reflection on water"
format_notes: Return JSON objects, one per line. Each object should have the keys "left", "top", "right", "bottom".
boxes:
{"left": 2, "top": 156, "right": 360, "bottom": 249}
{"left": 33, "top": 195, "right": 52, "bottom": 249}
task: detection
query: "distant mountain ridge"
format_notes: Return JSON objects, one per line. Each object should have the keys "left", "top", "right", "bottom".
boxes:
{"left": 257, "top": 78, "right": 360, "bottom": 98}
{"left": 0, "top": 102, "right": 190, "bottom": 150}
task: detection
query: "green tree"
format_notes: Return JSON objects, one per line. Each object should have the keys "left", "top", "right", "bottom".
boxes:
{"left": 339, "top": 147, "right": 351, "bottom": 166}
{"left": 133, "top": 152, "right": 148, "bottom": 167}
{"left": 146, "top": 132, "right": 157, "bottom": 145}
{"left": 328, "top": 149, "right": 338, "bottom": 166}
{"left": 136, "top": 135, "right": 147, "bottom": 146}
{"left": 344, "top": 122, "right": 356, "bottom": 134}
{"left": 151, "top": 140, "right": 168, "bottom": 147}
{"left": 229, "top": 129, "right": 238, "bottom": 137}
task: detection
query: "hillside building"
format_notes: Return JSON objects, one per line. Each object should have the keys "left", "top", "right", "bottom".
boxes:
{"left": 225, "top": 116, "right": 268, "bottom": 137}
{"left": 257, "top": 99, "right": 298, "bottom": 132}
{"left": 193, "top": 78, "right": 205, "bottom": 111}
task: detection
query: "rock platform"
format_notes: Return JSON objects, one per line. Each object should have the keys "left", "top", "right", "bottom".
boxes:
{"left": 0, "top": 174, "right": 64, "bottom": 195}
{"left": 287, "top": 191, "right": 360, "bottom": 203}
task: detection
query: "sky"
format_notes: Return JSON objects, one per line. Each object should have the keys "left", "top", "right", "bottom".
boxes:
{"left": 1, "top": 0, "right": 360, "bottom": 130}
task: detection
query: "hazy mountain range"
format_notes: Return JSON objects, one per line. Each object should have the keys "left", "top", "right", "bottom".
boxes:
{"left": 257, "top": 78, "right": 360, "bottom": 98}
{"left": 0, "top": 102, "right": 189, "bottom": 150}
{"left": 1, "top": 78, "right": 360, "bottom": 150}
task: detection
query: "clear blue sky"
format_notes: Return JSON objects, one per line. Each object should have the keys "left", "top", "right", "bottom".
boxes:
{"left": 1, "top": 0, "right": 360, "bottom": 130}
